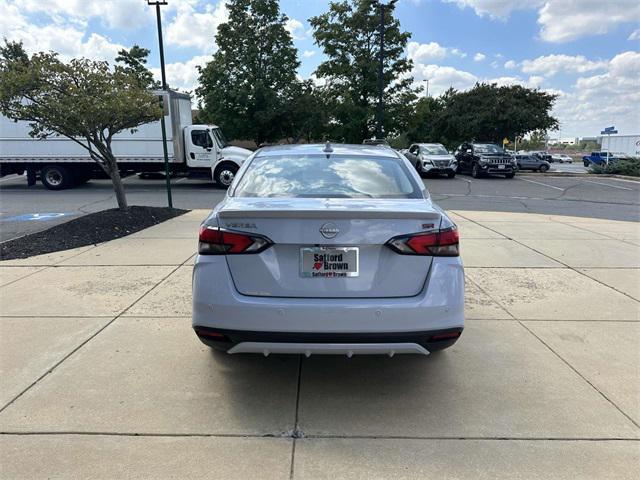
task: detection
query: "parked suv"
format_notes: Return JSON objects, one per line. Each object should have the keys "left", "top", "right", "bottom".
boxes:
{"left": 515, "top": 154, "right": 550, "bottom": 172}
{"left": 455, "top": 142, "right": 517, "bottom": 178}
{"left": 404, "top": 143, "right": 457, "bottom": 178}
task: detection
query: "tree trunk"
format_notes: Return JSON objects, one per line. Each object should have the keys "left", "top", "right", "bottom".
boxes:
{"left": 105, "top": 155, "right": 128, "bottom": 210}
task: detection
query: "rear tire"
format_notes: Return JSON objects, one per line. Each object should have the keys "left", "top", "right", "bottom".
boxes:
{"left": 539, "top": 164, "right": 549, "bottom": 173}
{"left": 41, "top": 164, "right": 73, "bottom": 190}
{"left": 505, "top": 172, "right": 515, "bottom": 179}
{"left": 214, "top": 162, "right": 239, "bottom": 188}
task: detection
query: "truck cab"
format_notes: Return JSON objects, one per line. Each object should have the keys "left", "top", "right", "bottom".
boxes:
{"left": 185, "top": 125, "right": 251, "bottom": 186}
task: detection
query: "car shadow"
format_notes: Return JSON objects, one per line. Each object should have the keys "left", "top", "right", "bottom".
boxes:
{"left": 206, "top": 347, "right": 458, "bottom": 436}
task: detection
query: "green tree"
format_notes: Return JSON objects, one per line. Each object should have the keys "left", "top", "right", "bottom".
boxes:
{"left": 405, "top": 95, "right": 444, "bottom": 144}
{"left": 310, "top": 0, "right": 418, "bottom": 143}
{"left": 115, "top": 45, "right": 158, "bottom": 89}
{"left": 0, "top": 40, "right": 162, "bottom": 209}
{"left": 197, "top": 0, "right": 300, "bottom": 146}
{"left": 429, "top": 83, "right": 558, "bottom": 148}
{"left": 283, "top": 80, "right": 329, "bottom": 143}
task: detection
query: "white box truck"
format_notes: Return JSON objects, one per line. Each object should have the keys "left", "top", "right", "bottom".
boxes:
{"left": 0, "top": 90, "right": 251, "bottom": 189}
{"left": 598, "top": 134, "right": 640, "bottom": 158}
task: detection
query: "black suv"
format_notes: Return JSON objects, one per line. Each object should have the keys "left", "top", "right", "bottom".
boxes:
{"left": 455, "top": 142, "right": 517, "bottom": 178}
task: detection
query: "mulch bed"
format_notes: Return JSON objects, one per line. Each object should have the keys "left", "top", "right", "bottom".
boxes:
{"left": 1, "top": 206, "right": 188, "bottom": 260}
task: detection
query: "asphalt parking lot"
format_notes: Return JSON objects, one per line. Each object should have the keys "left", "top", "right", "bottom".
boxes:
{"left": 0, "top": 171, "right": 637, "bottom": 242}
{"left": 1, "top": 208, "right": 638, "bottom": 478}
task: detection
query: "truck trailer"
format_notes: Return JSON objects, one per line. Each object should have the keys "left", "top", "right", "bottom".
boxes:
{"left": 597, "top": 134, "right": 640, "bottom": 159}
{"left": 0, "top": 90, "right": 251, "bottom": 189}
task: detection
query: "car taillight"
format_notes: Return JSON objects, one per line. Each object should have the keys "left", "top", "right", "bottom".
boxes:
{"left": 198, "top": 226, "right": 272, "bottom": 255}
{"left": 386, "top": 227, "right": 459, "bottom": 256}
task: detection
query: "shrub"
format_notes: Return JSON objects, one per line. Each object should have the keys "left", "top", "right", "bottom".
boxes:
{"left": 589, "top": 158, "right": 640, "bottom": 177}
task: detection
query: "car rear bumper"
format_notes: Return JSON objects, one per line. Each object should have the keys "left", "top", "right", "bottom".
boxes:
{"left": 193, "top": 326, "right": 463, "bottom": 355}
{"left": 192, "top": 255, "right": 464, "bottom": 336}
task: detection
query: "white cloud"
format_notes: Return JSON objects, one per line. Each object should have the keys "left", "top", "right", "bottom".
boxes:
{"left": 412, "top": 64, "right": 478, "bottom": 96}
{"left": 474, "top": 53, "right": 486, "bottom": 62}
{"left": 0, "top": 1, "right": 125, "bottom": 63}
{"left": 19, "top": 0, "right": 152, "bottom": 30}
{"left": 538, "top": 0, "right": 640, "bottom": 43}
{"left": 285, "top": 18, "right": 306, "bottom": 40}
{"left": 521, "top": 54, "right": 608, "bottom": 77}
{"left": 408, "top": 42, "right": 448, "bottom": 62}
{"left": 482, "top": 75, "right": 545, "bottom": 89}
{"left": 443, "top": 0, "right": 542, "bottom": 19}
{"left": 527, "top": 75, "right": 545, "bottom": 88}
{"left": 629, "top": 29, "right": 640, "bottom": 41}
{"left": 151, "top": 55, "right": 211, "bottom": 93}
{"left": 166, "top": 1, "right": 228, "bottom": 52}
{"left": 444, "top": 0, "right": 640, "bottom": 43}
{"left": 450, "top": 48, "right": 467, "bottom": 58}
{"left": 407, "top": 41, "right": 466, "bottom": 63}
{"left": 504, "top": 60, "right": 517, "bottom": 69}
{"left": 409, "top": 47, "right": 638, "bottom": 136}
{"left": 551, "top": 51, "right": 640, "bottom": 136}
{"left": 302, "top": 50, "right": 316, "bottom": 58}
{"left": 486, "top": 76, "right": 522, "bottom": 86}
{"left": 308, "top": 73, "right": 327, "bottom": 88}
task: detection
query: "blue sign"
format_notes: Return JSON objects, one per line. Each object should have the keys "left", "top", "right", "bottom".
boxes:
{"left": 601, "top": 130, "right": 618, "bottom": 134}
{"left": 3, "top": 212, "right": 72, "bottom": 222}
{"left": 603, "top": 126, "right": 615, "bottom": 132}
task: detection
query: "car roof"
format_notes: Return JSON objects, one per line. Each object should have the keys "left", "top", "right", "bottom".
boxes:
{"left": 254, "top": 143, "right": 400, "bottom": 159}
{"left": 416, "top": 143, "right": 445, "bottom": 147}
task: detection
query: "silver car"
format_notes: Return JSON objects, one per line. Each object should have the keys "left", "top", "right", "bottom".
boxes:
{"left": 404, "top": 143, "right": 457, "bottom": 178}
{"left": 192, "top": 144, "right": 464, "bottom": 356}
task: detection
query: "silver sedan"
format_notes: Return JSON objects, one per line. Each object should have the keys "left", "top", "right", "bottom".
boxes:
{"left": 192, "top": 144, "right": 464, "bottom": 356}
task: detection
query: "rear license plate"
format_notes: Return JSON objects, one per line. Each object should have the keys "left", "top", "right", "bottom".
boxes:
{"left": 300, "top": 247, "right": 359, "bottom": 278}
{"left": 498, "top": 164, "right": 505, "bottom": 169}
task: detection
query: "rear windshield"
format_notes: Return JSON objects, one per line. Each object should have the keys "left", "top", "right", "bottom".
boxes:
{"left": 233, "top": 154, "right": 422, "bottom": 199}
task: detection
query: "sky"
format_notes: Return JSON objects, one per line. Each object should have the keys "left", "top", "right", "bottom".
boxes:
{"left": 1, "top": 0, "right": 639, "bottom": 138}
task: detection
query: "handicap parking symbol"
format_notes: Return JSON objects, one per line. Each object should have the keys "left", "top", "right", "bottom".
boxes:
{"left": 3, "top": 212, "right": 72, "bottom": 222}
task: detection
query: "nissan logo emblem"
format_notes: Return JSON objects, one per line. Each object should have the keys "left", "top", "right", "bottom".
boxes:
{"left": 319, "top": 222, "right": 339, "bottom": 239}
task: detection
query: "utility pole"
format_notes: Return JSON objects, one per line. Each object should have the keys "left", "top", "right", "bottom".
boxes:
{"left": 148, "top": 0, "right": 173, "bottom": 208}
{"left": 375, "top": 0, "right": 397, "bottom": 139}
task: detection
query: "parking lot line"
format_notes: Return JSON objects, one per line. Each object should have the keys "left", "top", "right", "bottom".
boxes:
{"left": 583, "top": 180, "right": 634, "bottom": 191}
{"left": 516, "top": 177, "right": 564, "bottom": 191}
{"left": 455, "top": 177, "right": 472, "bottom": 184}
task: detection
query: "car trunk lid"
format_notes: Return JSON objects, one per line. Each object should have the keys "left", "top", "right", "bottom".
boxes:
{"left": 217, "top": 198, "right": 443, "bottom": 298}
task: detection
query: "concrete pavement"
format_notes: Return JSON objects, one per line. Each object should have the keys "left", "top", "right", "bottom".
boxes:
{"left": 1, "top": 209, "right": 638, "bottom": 479}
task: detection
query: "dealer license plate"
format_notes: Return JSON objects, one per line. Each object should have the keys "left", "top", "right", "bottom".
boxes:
{"left": 498, "top": 164, "right": 505, "bottom": 169}
{"left": 300, "top": 247, "right": 359, "bottom": 278}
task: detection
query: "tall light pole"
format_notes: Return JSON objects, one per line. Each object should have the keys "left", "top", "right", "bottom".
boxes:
{"left": 148, "top": 0, "right": 173, "bottom": 208}
{"left": 375, "top": 0, "right": 397, "bottom": 140}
